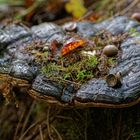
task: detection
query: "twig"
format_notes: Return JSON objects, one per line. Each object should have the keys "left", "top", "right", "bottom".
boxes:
{"left": 20, "top": 101, "right": 36, "bottom": 136}
{"left": 54, "top": 17, "right": 73, "bottom": 25}
{"left": 115, "top": 0, "right": 140, "bottom": 16}
{"left": 26, "top": 123, "right": 47, "bottom": 140}
{"left": 56, "top": 115, "right": 73, "bottom": 120}
{"left": 46, "top": 106, "right": 53, "bottom": 140}
{"left": 19, "top": 119, "right": 45, "bottom": 140}
{"left": 39, "top": 125, "right": 44, "bottom": 140}
{"left": 15, "top": 0, "right": 43, "bottom": 20}
{"left": 125, "top": 129, "right": 134, "bottom": 140}
{"left": 51, "top": 124, "right": 63, "bottom": 140}
{"left": 84, "top": 110, "right": 88, "bottom": 140}
{"left": 116, "top": 110, "right": 122, "bottom": 140}
{"left": 26, "top": 108, "right": 61, "bottom": 140}
{"left": 13, "top": 108, "right": 26, "bottom": 140}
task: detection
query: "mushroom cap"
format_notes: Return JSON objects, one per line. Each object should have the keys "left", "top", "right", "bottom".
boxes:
{"left": 131, "top": 13, "right": 140, "bottom": 22}
{"left": 103, "top": 45, "right": 118, "bottom": 57}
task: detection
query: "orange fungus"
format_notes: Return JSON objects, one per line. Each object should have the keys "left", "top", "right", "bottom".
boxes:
{"left": 61, "top": 39, "right": 85, "bottom": 56}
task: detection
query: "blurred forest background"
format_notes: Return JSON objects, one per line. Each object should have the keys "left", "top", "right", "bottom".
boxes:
{"left": 0, "top": 0, "right": 140, "bottom": 140}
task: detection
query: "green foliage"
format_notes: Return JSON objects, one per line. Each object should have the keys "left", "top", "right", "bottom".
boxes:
{"left": 65, "top": 0, "right": 87, "bottom": 18}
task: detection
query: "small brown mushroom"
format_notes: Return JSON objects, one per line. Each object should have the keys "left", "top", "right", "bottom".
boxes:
{"left": 63, "top": 22, "right": 77, "bottom": 32}
{"left": 131, "top": 13, "right": 140, "bottom": 22}
{"left": 103, "top": 45, "right": 118, "bottom": 57}
{"left": 106, "top": 72, "right": 121, "bottom": 87}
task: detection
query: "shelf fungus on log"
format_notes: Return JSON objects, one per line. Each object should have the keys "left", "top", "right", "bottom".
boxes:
{"left": 0, "top": 16, "right": 140, "bottom": 108}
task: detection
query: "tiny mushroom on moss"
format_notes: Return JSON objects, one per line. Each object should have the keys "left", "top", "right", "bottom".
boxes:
{"left": 103, "top": 45, "right": 118, "bottom": 57}
{"left": 131, "top": 13, "right": 140, "bottom": 22}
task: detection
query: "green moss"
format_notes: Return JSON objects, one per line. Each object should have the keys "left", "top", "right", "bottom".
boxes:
{"left": 63, "top": 72, "right": 72, "bottom": 80}
{"left": 107, "top": 57, "right": 117, "bottom": 66}
{"left": 129, "top": 28, "right": 140, "bottom": 36}
{"left": 42, "top": 55, "right": 99, "bottom": 84}
{"left": 85, "top": 55, "right": 99, "bottom": 67}
{"left": 76, "top": 70, "right": 93, "bottom": 82}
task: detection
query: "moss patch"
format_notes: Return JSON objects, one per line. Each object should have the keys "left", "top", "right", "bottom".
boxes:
{"left": 42, "top": 55, "right": 99, "bottom": 85}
